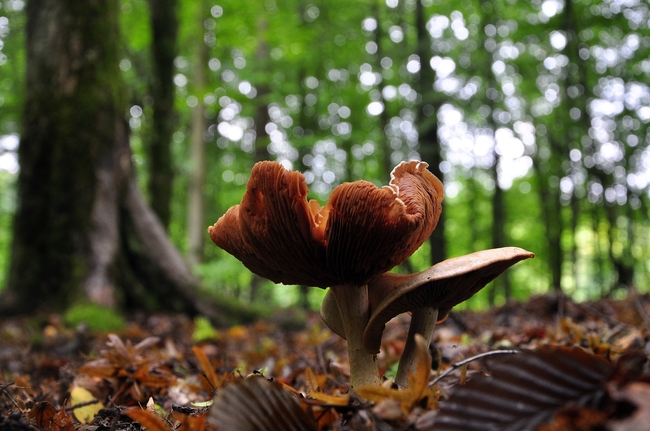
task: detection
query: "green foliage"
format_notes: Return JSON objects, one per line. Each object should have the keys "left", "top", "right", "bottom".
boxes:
{"left": 2, "top": 0, "right": 650, "bottom": 310}
{"left": 192, "top": 315, "right": 219, "bottom": 343}
{"left": 0, "top": 171, "right": 15, "bottom": 292}
{"left": 64, "top": 303, "right": 127, "bottom": 332}
{"left": 195, "top": 253, "right": 254, "bottom": 297}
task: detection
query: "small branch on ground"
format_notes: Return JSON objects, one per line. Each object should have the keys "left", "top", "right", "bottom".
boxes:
{"left": 429, "top": 349, "right": 520, "bottom": 387}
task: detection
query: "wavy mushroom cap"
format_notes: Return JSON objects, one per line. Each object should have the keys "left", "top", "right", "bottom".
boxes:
{"left": 208, "top": 160, "right": 443, "bottom": 288}
{"left": 362, "top": 247, "right": 535, "bottom": 353}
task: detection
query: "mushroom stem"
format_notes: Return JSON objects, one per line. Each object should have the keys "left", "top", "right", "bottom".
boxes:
{"left": 395, "top": 307, "right": 438, "bottom": 387}
{"left": 330, "top": 283, "right": 381, "bottom": 388}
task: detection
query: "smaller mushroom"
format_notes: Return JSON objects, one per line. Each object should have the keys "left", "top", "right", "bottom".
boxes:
{"left": 320, "top": 247, "right": 534, "bottom": 387}
{"left": 366, "top": 247, "right": 534, "bottom": 386}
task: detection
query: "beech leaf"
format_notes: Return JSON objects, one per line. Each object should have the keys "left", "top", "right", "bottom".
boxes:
{"left": 433, "top": 346, "right": 613, "bottom": 431}
{"left": 208, "top": 376, "right": 317, "bottom": 431}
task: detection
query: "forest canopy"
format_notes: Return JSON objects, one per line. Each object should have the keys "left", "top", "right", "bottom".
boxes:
{"left": 0, "top": 0, "right": 648, "bottom": 311}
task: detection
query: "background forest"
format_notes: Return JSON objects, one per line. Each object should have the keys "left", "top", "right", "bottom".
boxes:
{"left": 0, "top": 0, "right": 649, "bottom": 314}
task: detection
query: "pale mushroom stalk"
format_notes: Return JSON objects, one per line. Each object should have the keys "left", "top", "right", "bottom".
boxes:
{"left": 330, "top": 284, "right": 381, "bottom": 387}
{"left": 395, "top": 307, "right": 438, "bottom": 387}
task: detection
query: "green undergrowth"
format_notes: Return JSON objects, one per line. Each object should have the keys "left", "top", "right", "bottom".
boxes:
{"left": 64, "top": 303, "right": 127, "bottom": 332}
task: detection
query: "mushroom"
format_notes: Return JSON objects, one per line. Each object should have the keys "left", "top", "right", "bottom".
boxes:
{"left": 320, "top": 247, "right": 534, "bottom": 387}
{"left": 209, "top": 160, "right": 443, "bottom": 387}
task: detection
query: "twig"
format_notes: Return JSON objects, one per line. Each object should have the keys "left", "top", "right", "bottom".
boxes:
{"left": 65, "top": 398, "right": 101, "bottom": 412}
{"left": 602, "top": 322, "right": 628, "bottom": 343}
{"left": 633, "top": 297, "right": 650, "bottom": 329}
{"left": 573, "top": 302, "right": 622, "bottom": 326}
{"left": 428, "top": 349, "right": 519, "bottom": 388}
{"left": 0, "top": 382, "right": 22, "bottom": 409}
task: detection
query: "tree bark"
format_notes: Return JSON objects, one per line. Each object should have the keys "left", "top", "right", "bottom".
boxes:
{"left": 249, "top": 16, "right": 271, "bottom": 303}
{"left": 372, "top": 1, "right": 392, "bottom": 183}
{"left": 147, "top": 0, "right": 178, "bottom": 230}
{"left": 187, "top": 5, "right": 209, "bottom": 267}
{"left": 414, "top": 0, "right": 446, "bottom": 266}
{"left": 1, "top": 0, "right": 227, "bottom": 322}
{"left": 478, "top": 0, "right": 510, "bottom": 303}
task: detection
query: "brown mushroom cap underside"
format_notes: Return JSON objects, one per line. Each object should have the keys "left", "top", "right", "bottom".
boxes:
{"left": 209, "top": 160, "right": 443, "bottom": 288}
{"left": 362, "top": 247, "right": 534, "bottom": 354}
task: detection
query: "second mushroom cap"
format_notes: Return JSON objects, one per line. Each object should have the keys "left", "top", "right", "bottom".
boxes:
{"left": 320, "top": 247, "right": 535, "bottom": 354}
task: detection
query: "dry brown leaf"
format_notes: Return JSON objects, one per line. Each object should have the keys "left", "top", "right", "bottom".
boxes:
{"left": 126, "top": 407, "right": 172, "bottom": 431}
{"left": 433, "top": 346, "right": 614, "bottom": 431}
{"left": 357, "top": 333, "right": 432, "bottom": 415}
{"left": 208, "top": 376, "right": 316, "bottom": 431}
{"left": 304, "top": 366, "right": 320, "bottom": 392}
{"left": 192, "top": 345, "right": 221, "bottom": 391}
{"left": 307, "top": 391, "right": 351, "bottom": 406}
{"left": 29, "top": 401, "right": 75, "bottom": 431}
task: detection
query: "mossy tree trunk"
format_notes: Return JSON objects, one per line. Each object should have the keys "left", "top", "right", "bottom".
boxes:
{"left": 1, "top": 0, "right": 227, "bottom": 322}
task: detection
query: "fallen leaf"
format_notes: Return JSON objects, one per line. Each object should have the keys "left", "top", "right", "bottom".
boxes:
{"left": 70, "top": 386, "right": 103, "bottom": 424}
{"left": 307, "top": 391, "right": 350, "bottom": 406}
{"left": 192, "top": 345, "right": 221, "bottom": 391}
{"left": 357, "top": 334, "right": 432, "bottom": 415}
{"left": 208, "top": 376, "right": 317, "bottom": 431}
{"left": 126, "top": 407, "right": 172, "bottom": 431}
{"left": 304, "top": 366, "right": 321, "bottom": 392}
{"left": 433, "top": 346, "right": 614, "bottom": 431}
{"left": 30, "top": 401, "right": 75, "bottom": 431}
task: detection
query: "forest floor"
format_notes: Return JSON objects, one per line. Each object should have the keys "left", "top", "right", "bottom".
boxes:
{"left": 1, "top": 292, "right": 650, "bottom": 431}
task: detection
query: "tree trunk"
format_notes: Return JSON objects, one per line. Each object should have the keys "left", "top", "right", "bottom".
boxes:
{"left": 478, "top": 0, "right": 510, "bottom": 303}
{"left": 414, "top": 0, "right": 446, "bottom": 266}
{"left": 1, "top": 0, "right": 228, "bottom": 322}
{"left": 373, "top": 1, "right": 392, "bottom": 183}
{"left": 187, "top": 5, "right": 209, "bottom": 267}
{"left": 532, "top": 148, "right": 564, "bottom": 291}
{"left": 147, "top": 0, "right": 178, "bottom": 230}
{"left": 249, "top": 16, "right": 272, "bottom": 303}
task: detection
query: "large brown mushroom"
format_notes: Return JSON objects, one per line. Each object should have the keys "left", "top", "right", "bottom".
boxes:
{"left": 320, "top": 247, "right": 534, "bottom": 387}
{"left": 209, "top": 160, "right": 443, "bottom": 387}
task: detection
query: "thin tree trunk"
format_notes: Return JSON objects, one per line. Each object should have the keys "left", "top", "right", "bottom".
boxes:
{"left": 414, "top": 0, "right": 446, "bottom": 266}
{"left": 479, "top": 0, "right": 509, "bottom": 302}
{"left": 187, "top": 5, "right": 209, "bottom": 267}
{"left": 250, "top": 16, "right": 271, "bottom": 303}
{"left": 147, "top": 0, "right": 178, "bottom": 229}
{"left": 373, "top": 1, "right": 392, "bottom": 183}
{"left": 531, "top": 150, "right": 564, "bottom": 291}
{"left": 561, "top": 0, "right": 585, "bottom": 291}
